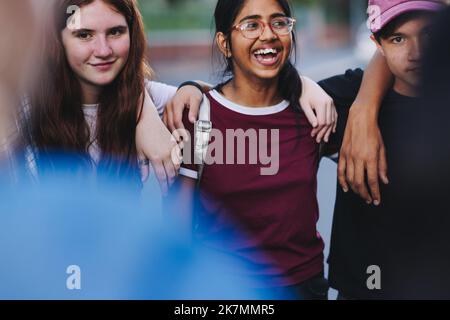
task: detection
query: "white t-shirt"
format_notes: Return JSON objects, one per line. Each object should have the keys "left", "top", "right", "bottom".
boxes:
{"left": 145, "top": 80, "right": 178, "bottom": 118}
{"left": 82, "top": 80, "right": 177, "bottom": 163}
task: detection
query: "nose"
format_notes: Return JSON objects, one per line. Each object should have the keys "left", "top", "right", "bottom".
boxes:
{"left": 408, "top": 38, "right": 423, "bottom": 62}
{"left": 93, "top": 35, "right": 113, "bottom": 58}
{"left": 259, "top": 22, "right": 277, "bottom": 41}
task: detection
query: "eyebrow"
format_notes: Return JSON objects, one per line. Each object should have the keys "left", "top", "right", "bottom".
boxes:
{"left": 238, "top": 13, "right": 287, "bottom": 23}
{"left": 389, "top": 32, "right": 406, "bottom": 38}
{"left": 71, "top": 25, "right": 128, "bottom": 35}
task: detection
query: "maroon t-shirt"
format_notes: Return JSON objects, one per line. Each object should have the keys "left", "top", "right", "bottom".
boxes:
{"left": 180, "top": 90, "right": 324, "bottom": 287}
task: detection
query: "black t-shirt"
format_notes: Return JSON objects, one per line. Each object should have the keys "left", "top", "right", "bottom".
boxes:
{"left": 319, "top": 69, "right": 450, "bottom": 299}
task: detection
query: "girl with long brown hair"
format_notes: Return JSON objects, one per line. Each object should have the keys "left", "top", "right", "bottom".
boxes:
{"left": 27, "top": 0, "right": 182, "bottom": 189}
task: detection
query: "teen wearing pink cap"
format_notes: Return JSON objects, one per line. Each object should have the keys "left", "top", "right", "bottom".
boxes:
{"left": 368, "top": 0, "right": 445, "bottom": 33}
{"left": 323, "top": 0, "right": 447, "bottom": 299}
{"left": 337, "top": 0, "right": 447, "bottom": 207}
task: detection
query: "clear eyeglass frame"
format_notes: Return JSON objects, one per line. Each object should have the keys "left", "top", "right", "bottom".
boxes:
{"left": 232, "top": 17, "right": 296, "bottom": 39}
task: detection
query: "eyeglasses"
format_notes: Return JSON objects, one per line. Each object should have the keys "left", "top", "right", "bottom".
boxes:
{"left": 232, "top": 17, "right": 296, "bottom": 40}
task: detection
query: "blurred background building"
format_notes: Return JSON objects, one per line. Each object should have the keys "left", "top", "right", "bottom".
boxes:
{"left": 141, "top": 0, "right": 374, "bottom": 84}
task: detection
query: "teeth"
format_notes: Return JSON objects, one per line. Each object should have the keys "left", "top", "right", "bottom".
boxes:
{"left": 254, "top": 48, "right": 278, "bottom": 55}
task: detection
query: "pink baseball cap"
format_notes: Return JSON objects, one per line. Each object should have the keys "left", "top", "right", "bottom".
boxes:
{"left": 368, "top": 0, "right": 446, "bottom": 33}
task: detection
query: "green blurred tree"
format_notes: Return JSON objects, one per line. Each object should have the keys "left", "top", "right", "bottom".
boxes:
{"left": 164, "top": 0, "right": 320, "bottom": 7}
{"left": 166, "top": 0, "right": 182, "bottom": 7}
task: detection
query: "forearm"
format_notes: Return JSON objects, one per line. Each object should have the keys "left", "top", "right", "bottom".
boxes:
{"left": 300, "top": 76, "right": 315, "bottom": 87}
{"left": 138, "top": 89, "right": 164, "bottom": 128}
{"left": 338, "top": 50, "right": 391, "bottom": 204}
{"left": 353, "top": 50, "right": 393, "bottom": 118}
{"left": 136, "top": 89, "right": 182, "bottom": 190}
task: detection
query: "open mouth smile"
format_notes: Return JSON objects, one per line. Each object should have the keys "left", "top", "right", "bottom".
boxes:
{"left": 252, "top": 47, "right": 282, "bottom": 67}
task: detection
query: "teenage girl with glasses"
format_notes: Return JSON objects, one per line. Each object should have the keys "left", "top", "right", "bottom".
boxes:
{"left": 172, "top": 0, "right": 330, "bottom": 300}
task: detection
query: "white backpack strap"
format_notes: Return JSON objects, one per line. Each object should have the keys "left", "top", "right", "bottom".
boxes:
{"left": 194, "top": 94, "right": 212, "bottom": 182}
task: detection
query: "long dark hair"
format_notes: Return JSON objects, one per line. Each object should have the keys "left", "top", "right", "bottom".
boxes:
{"left": 31, "top": 0, "right": 150, "bottom": 178}
{"left": 213, "top": 0, "right": 302, "bottom": 111}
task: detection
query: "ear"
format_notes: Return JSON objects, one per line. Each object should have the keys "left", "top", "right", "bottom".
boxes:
{"left": 370, "top": 34, "right": 385, "bottom": 56}
{"left": 216, "top": 32, "right": 231, "bottom": 58}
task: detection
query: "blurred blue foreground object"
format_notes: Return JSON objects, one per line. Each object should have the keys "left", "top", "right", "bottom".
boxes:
{"left": 0, "top": 157, "right": 278, "bottom": 300}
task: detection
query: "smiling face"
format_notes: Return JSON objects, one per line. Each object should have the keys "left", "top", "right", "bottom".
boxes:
{"left": 373, "top": 12, "right": 434, "bottom": 97}
{"left": 61, "top": 0, "right": 130, "bottom": 96}
{"left": 217, "top": 0, "right": 293, "bottom": 84}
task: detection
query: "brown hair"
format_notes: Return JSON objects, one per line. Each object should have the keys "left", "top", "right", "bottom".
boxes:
{"left": 31, "top": 0, "right": 151, "bottom": 178}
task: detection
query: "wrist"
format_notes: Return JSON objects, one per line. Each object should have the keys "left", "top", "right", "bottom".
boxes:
{"left": 350, "top": 98, "right": 380, "bottom": 119}
{"left": 178, "top": 81, "right": 204, "bottom": 95}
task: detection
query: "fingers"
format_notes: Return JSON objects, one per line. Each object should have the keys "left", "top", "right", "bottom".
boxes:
{"left": 345, "top": 158, "right": 355, "bottom": 194}
{"left": 167, "top": 95, "right": 190, "bottom": 134}
{"left": 315, "top": 102, "right": 326, "bottom": 136}
{"left": 323, "top": 125, "right": 333, "bottom": 144}
{"left": 366, "top": 160, "right": 381, "bottom": 206}
{"left": 326, "top": 100, "right": 332, "bottom": 128}
{"left": 171, "top": 129, "right": 182, "bottom": 144}
{"left": 188, "top": 95, "right": 202, "bottom": 124}
{"left": 314, "top": 102, "right": 336, "bottom": 143}
{"left": 137, "top": 149, "right": 150, "bottom": 182}
{"left": 334, "top": 104, "right": 385, "bottom": 205}
{"left": 172, "top": 127, "right": 189, "bottom": 148}
{"left": 354, "top": 160, "right": 372, "bottom": 204}
{"left": 140, "top": 163, "right": 149, "bottom": 183}
{"left": 315, "top": 111, "right": 332, "bottom": 143}
{"left": 163, "top": 158, "right": 177, "bottom": 187}
{"left": 166, "top": 100, "right": 176, "bottom": 133}
{"left": 378, "top": 142, "right": 389, "bottom": 185}
{"left": 333, "top": 107, "right": 338, "bottom": 133}
{"left": 338, "top": 155, "right": 349, "bottom": 193}
{"left": 323, "top": 102, "right": 336, "bottom": 142}
{"left": 152, "top": 161, "right": 169, "bottom": 196}
{"left": 311, "top": 127, "right": 320, "bottom": 138}
{"left": 316, "top": 126, "right": 329, "bottom": 143}
{"left": 144, "top": 141, "right": 181, "bottom": 194}
{"left": 171, "top": 143, "right": 183, "bottom": 169}
{"left": 302, "top": 102, "right": 319, "bottom": 130}
{"left": 172, "top": 102, "right": 186, "bottom": 134}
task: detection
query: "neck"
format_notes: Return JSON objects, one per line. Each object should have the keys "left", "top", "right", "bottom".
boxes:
{"left": 222, "top": 73, "right": 282, "bottom": 107}
{"left": 80, "top": 80, "right": 102, "bottom": 105}
{"left": 393, "top": 78, "right": 420, "bottom": 98}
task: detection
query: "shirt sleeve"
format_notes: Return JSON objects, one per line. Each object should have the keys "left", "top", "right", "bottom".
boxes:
{"left": 145, "top": 80, "right": 177, "bottom": 118}
{"left": 318, "top": 69, "right": 364, "bottom": 154}
{"left": 179, "top": 109, "right": 199, "bottom": 180}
